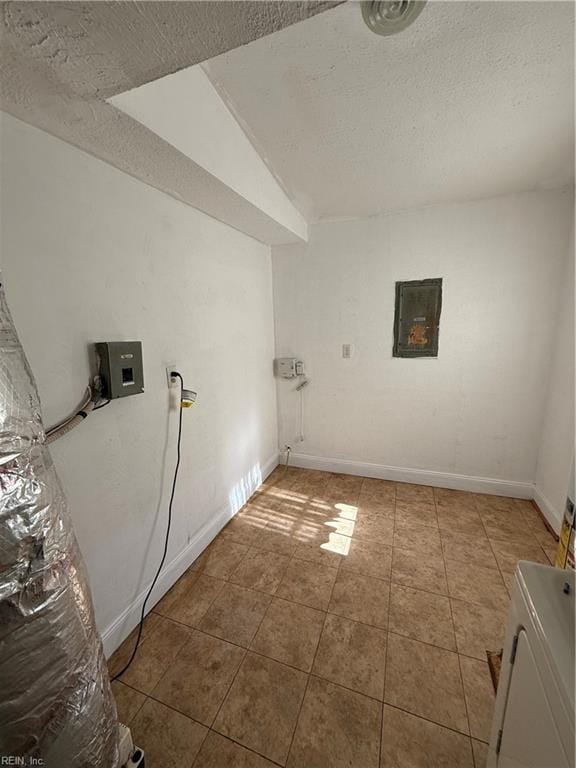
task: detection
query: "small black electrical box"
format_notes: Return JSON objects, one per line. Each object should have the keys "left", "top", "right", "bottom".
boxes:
{"left": 95, "top": 341, "right": 144, "bottom": 399}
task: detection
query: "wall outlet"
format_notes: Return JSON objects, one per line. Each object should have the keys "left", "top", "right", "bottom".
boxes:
{"left": 166, "top": 365, "right": 179, "bottom": 388}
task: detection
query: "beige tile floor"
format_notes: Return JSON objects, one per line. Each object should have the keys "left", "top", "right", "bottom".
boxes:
{"left": 109, "top": 467, "right": 558, "bottom": 768}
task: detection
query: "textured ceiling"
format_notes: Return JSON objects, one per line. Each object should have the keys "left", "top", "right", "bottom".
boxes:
{"left": 205, "top": 1, "right": 575, "bottom": 221}
{"left": 1, "top": 1, "right": 341, "bottom": 101}
{"left": 0, "top": 1, "right": 340, "bottom": 244}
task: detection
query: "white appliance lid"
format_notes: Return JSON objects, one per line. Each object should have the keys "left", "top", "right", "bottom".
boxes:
{"left": 517, "top": 561, "right": 575, "bottom": 717}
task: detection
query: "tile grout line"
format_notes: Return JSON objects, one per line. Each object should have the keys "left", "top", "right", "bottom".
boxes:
{"left": 437, "top": 490, "right": 476, "bottom": 755}
{"left": 139, "top": 488, "right": 509, "bottom": 625}
{"left": 131, "top": 606, "right": 498, "bottom": 699}
{"left": 110, "top": 613, "right": 183, "bottom": 682}
{"left": 118, "top": 473, "right": 530, "bottom": 766}
{"left": 282, "top": 519, "right": 348, "bottom": 768}
{"left": 196, "top": 734, "right": 286, "bottom": 768}
{"left": 204, "top": 562, "right": 276, "bottom": 734}
{"left": 124, "top": 671, "right": 481, "bottom": 758}
{"left": 156, "top": 577, "right": 392, "bottom": 636}
{"left": 380, "top": 481, "right": 397, "bottom": 766}
{"left": 123, "top": 624, "right": 195, "bottom": 716}
{"left": 205, "top": 645, "right": 249, "bottom": 736}
{"left": 477, "top": 497, "right": 551, "bottom": 594}
{"left": 383, "top": 700, "right": 479, "bottom": 740}
{"left": 124, "top": 573, "right": 254, "bottom": 759}
{"left": 167, "top": 480, "right": 299, "bottom": 768}
{"left": 194, "top": 525, "right": 290, "bottom": 756}
{"left": 111, "top": 679, "right": 148, "bottom": 729}
{"left": 152, "top": 575, "right": 226, "bottom": 627}
{"left": 157, "top": 562, "right": 507, "bottom": 658}
{"left": 481, "top": 512, "right": 516, "bottom": 598}
{"left": 151, "top": 482, "right": 508, "bottom": 645}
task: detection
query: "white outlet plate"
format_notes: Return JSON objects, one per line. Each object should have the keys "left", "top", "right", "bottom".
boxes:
{"left": 166, "top": 365, "right": 179, "bottom": 388}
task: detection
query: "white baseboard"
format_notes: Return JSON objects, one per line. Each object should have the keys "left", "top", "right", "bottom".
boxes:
{"left": 101, "top": 451, "right": 279, "bottom": 658}
{"left": 261, "top": 451, "right": 280, "bottom": 480}
{"left": 533, "top": 486, "right": 563, "bottom": 534}
{"left": 286, "top": 452, "right": 534, "bottom": 499}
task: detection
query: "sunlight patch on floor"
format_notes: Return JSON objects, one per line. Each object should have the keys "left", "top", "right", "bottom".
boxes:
{"left": 232, "top": 469, "right": 368, "bottom": 558}
{"left": 320, "top": 532, "right": 351, "bottom": 556}
{"left": 335, "top": 502, "right": 358, "bottom": 521}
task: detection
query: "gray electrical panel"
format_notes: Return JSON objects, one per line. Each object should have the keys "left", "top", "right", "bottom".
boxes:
{"left": 95, "top": 341, "right": 144, "bottom": 399}
{"left": 393, "top": 278, "right": 442, "bottom": 358}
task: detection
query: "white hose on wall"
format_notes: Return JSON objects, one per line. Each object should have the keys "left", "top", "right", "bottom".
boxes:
{"left": 295, "top": 378, "right": 309, "bottom": 443}
{"left": 45, "top": 387, "right": 96, "bottom": 444}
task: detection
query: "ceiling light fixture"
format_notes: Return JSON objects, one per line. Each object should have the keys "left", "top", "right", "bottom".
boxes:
{"left": 361, "top": 0, "right": 427, "bottom": 36}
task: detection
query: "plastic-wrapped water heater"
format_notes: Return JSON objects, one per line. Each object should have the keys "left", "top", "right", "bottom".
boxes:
{"left": 0, "top": 275, "right": 120, "bottom": 767}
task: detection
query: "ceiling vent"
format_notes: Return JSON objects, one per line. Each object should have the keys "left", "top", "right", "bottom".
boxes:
{"left": 361, "top": 1, "right": 427, "bottom": 36}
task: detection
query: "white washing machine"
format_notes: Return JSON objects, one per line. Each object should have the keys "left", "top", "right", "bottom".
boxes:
{"left": 488, "top": 561, "right": 575, "bottom": 768}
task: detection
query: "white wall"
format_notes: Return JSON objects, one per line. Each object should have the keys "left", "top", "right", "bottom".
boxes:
{"left": 110, "top": 65, "right": 308, "bottom": 243}
{"left": 0, "top": 113, "right": 278, "bottom": 653}
{"left": 273, "top": 189, "right": 574, "bottom": 500}
{"left": 535, "top": 225, "right": 575, "bottom": 529}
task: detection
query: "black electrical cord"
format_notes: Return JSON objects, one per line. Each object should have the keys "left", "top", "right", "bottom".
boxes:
{"left": 111, "top": 372, "right": 184, "bottom": 681}
{"left": 93, "top": 398, "right": 111, "bottom": 411}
